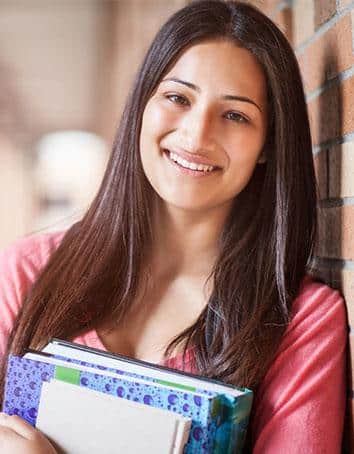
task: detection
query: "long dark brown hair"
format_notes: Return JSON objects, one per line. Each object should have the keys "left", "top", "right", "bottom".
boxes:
{"left": 0, "top": 0, "right": 316, "bottom": 404}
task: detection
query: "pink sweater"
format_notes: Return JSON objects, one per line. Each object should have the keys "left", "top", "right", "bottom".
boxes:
{"left": 0, "top": 231, "right": 347, "bottom": 452}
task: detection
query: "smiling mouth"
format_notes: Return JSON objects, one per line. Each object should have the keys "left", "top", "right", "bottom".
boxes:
{"left": 163, "top": 149, "right": 220, "bottom": 173}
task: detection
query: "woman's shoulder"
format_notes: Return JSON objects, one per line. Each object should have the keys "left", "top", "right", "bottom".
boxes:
{"left": 0, "top": 230, "right": 65, "bottom": 269}
{"left": 289, "top": 274, "right": 347, "bottom": 332}
{"left": 0, "top": 230, "right": 66, "bottom": 296}
{"left": 271, "top": 273, "right": 348, "bottom": 362}
{"left": 250, "top": 274, "right": 348, "bottom": 451}
{"left": 0, "top": 230, "right": 66, "bottom": 356}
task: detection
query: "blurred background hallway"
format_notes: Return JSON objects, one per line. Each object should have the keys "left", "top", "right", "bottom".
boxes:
{"left": 0, "top": 0, "right": 186, "bottom": 249}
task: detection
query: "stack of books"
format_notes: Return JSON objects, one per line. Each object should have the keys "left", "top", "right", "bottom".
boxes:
{"left": 3, "top": 338, "right": 253, "bottom": 453}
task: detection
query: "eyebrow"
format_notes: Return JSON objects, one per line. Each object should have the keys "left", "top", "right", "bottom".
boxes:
{"left": 161, "top": 77, "right": 262, "bottom": 112}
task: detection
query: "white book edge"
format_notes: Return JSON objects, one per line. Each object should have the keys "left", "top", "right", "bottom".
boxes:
{"left": 48, "top": 379, "right": 191, "bottom": 423}
{"left": 24, "top": 351, "right": 207, "bottom": 399}
{"left": 41, "top": 342, "right": 243, "bottom": 397}
{"left": 36, "top": 379, "right": 191, "bottom": 454}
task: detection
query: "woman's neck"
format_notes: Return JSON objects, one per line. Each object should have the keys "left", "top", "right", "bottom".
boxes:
{"left": 149, "top": 200, "right": 231, "bottom": 279}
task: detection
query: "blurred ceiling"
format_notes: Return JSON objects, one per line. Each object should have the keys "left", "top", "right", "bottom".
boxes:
{"left": 0, "top": 0, "right": 263, "bottom": 146}
{"left": 0, "top": 0, "right": 113, "bottom": 142}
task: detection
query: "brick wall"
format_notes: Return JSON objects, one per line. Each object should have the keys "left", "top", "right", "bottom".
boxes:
{"left": 252, "top": 0, "right": 354, "bottom": 451}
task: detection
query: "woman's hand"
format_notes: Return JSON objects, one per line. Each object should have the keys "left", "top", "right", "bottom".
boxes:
{"left": 0, "top": 412, "right": 57, "bottom": 454}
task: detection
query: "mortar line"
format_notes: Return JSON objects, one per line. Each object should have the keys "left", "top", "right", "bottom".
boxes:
{"left": 295, "top": 2, "right": 354, "bottom": 55}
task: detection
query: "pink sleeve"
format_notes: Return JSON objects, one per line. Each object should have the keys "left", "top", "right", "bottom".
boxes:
{"left": 0, "top": 232, "right": 65, "bottom": 357}
{"left": 250, "top": 278, "right": 347, "bottom": 453}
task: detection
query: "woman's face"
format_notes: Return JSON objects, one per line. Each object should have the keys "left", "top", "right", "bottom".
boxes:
{"left": 139, "top": 39, "right": 268, "bottom": 213}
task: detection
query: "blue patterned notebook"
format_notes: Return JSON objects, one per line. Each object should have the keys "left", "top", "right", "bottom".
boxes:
{"left": 3, "top": 338, "right": 253, "bottom": 453}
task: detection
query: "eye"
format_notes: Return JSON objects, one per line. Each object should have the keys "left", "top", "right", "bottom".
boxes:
{"left": 224, "top": 111, "right": 249, "bottom": 123}
{"left": 166, "top": 93, "right": 189, "bottom": 106}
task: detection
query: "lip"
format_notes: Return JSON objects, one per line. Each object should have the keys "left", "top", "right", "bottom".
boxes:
{"left": 162, "top": 147, "right": 221, "bottom": 169}
{"left": 162, "top": 149, "right": 221, "bottom": 178}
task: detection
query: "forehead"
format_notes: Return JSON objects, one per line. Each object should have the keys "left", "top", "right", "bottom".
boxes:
{"left": 163, "top": 39, "right": 267, "bottom": 106}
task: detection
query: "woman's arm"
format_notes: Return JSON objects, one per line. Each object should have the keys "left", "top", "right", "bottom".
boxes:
{"left": 0, "top": 235, "right": 65, "bottom": 452}
{"left": 250, "top": 279, "right": 347, "bottom": 453}
{"left": 0, "top": 413, "right": 57, "bottom": 454}
{"left": 0, "top": 233, "right": 63, "bottom": 357}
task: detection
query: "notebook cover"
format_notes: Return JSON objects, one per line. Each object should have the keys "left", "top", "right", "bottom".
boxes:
{"left": 45, "top": 338, "right": 253, "bottom": 453}
{"left": 4, "top": 348, "right": 252, "bottom": 453}
{"left": 48, "top": 353, "right": 253, "bottom": 453}
{"left": 48, "top": 338, "right": 249, "bottom": 394}
{"left": 4, "top": 355, "right": 220, "bottom": 453}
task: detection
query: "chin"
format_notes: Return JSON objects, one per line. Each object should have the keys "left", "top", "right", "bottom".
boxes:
{"left": 161, "top": 195, "right": 218, "bottom": 213}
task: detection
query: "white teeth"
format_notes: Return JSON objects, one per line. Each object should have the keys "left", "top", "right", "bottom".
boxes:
{"left": 168, "top": 151, "right": 215, "bottom": 172}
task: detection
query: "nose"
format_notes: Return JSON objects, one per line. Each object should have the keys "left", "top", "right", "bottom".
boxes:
{"left": 179, "top": 104, "right": 215, "bottom": 153}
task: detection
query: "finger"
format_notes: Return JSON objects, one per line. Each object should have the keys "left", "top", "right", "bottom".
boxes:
{"left": 0, "top": 413, "right": 35, "bottom": 439}
{"left": 0, "top": 424, "right": 22, "bottom": 440}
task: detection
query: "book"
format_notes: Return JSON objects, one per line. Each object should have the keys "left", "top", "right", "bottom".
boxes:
{"left": 3, "top": 338, "right": 253, "bottom": 453}
{"left": 36, "top": 379, "right": 191, "bottom": 454}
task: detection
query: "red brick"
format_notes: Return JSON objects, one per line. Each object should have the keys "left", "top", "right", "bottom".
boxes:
{"left": 317, "top": 205, "right": 354, "bottom": 259}
{"left": 332, "top": 269, "right": 354, "bottom": 326}
{"left": 338, "top": 0, "right": 353, "bottom": 9}
{"left": 266, "top": 0, "right": 279, "bottom": 10}
{"left": 272, "top": 7, "right": 293, "bottom": 45}
{"left": 329, "top": 141, "right": 354, "bottom": 199}
{"left": 308, "top": 75, "right": 354, "bottom": 146}
{"left": 313, "top": 150, "right": 328, "bottom": 200}
{"left": 298, "top": 14, "right": 354, "bottom": 94}
{"left": 294, "top": 0, "right": 315, "bottom": 46}
{"left": 256, "top": 0, "right": 279, "bottom": 16}
{"left": 314, "top": 0, "right": 336, "bottom": 28}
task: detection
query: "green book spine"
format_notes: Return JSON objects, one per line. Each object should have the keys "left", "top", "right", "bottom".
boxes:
{"left": 209, "top": 390, "right": 253, "bottom": 454}
{"left": 226, "top": 391, "right": 254, "bottom": 454}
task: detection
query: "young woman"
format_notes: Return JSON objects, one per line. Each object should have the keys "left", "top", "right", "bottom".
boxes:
{"left": 0, "top": 1, "right": 347, "bottom": 452}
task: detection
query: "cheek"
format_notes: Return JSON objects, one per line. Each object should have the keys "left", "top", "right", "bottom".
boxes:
{"left": 226, "top": 129, "right": 265, "bottom": 165}
{"left": 223, "top": 130, "right": 266, "bottom": 191}
{"left": 141, "top": 102, "right": 176, "bottom": 141}
{"left": 140, "top": 104, "right": 170, "bottom": 178}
